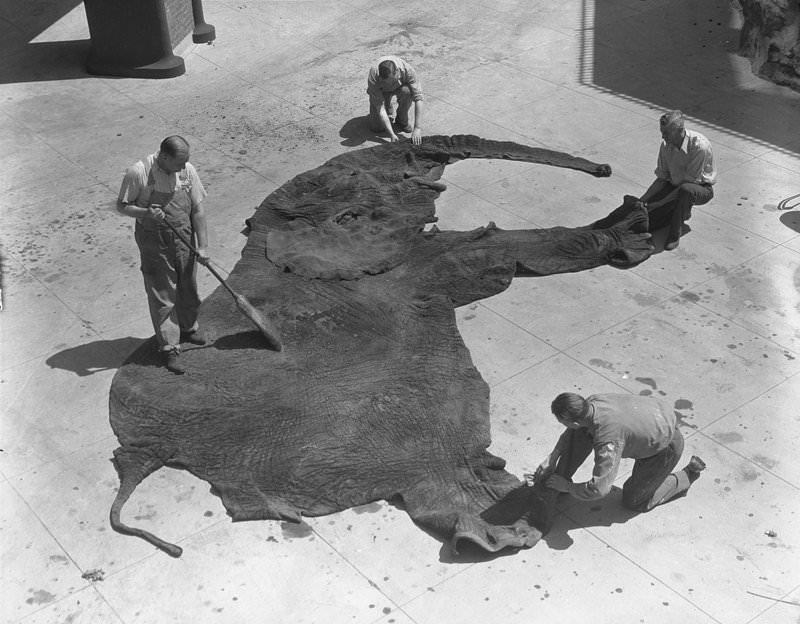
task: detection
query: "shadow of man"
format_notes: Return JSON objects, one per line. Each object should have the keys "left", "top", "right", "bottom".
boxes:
{"left": 339, "top": 116, "right": 388, "bottom": 147}
{"left": 46, "top": 336, "right": 147, "bottom": 376}
{"left": 0, "top": 0, "right": 91, "bottom": 85}
{"left": 541, "top": 488, "right": 649, "bottom": 551}
{"left": 780, "top": 211, "right": 800, "bottom": 234}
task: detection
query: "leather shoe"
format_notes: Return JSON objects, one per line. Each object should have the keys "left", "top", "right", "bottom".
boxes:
{"left": 664, "top": 237, "right": 680, "bottom": 251}
{"left": 686, "top": 455, "right": 706, "bottom": 473}
{"left": 684, "top": 455, "right": 705, "bottom": 483}
{"left": 180, "top": 330, "right": 207, "bottom": 346}
{"left": 164, "top": 351, "right": 185, "bottom": 374}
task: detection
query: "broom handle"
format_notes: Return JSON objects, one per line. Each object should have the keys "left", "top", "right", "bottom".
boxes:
{"left": 158, "top": 217, "right": 238, "bottom": 300}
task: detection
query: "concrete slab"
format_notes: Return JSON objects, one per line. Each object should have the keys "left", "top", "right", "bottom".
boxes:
{"left": 689, "top": 245, "right": 800, "bottom": 352}
{"left": 455, "top": 302, "right": 558, "bottom": 387}
{"left": 704, "top": 377, "right": 800, "bottom": 485}
{"left": 563, "top": 433, "right": 800, "bottom": 624}
{"left": 566, "top": 297, "right": 800, "bottom": 424}
{"left": 0, "top": 360, "right": 116, "bottom": 477}
{"left": 11, "top": 587, "right": 123, "bottom": 624}
{"left": 0, "top": 481, "right": 90, "bottom": 623}
{"left": 306, "top": 501, "right": 465, "bottom": 605}
{"left": 748, "top": 587, "right": 800, "bottom": 623}
{"left": 0, "top": 263, "right": 98, "bottom": 368}
{"left": 402, "top": 514, "right": 720, "bottom": 623}
{"left": 482, "top": 267, "right": 676, "bottom": 350}
{"left": 10, "top": 440, "right": 226, "bottom": 574}
{"left": 95, "top": 519, "right": 407, "bottom": 624}
{"left": 628, "top": 210, "right": 777, "bottom": 292}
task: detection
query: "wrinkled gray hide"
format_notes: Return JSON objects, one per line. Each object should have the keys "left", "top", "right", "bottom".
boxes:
{"left": 109, "top": 135, "right": 652, "bottom": 557}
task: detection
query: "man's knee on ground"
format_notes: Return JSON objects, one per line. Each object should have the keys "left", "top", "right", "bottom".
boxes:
{"left": 622, "top": 488, "right": 652, "bottom": 513}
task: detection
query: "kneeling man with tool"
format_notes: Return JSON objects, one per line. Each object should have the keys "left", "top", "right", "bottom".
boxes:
{"left": 530, "top": 392, "right": 706, "bottom": 518}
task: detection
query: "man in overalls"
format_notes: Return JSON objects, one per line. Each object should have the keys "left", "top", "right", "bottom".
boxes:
{"left": 117, "top": 136, "right": 210, "bottom": 374}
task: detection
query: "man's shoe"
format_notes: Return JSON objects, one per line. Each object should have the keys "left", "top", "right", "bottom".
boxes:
{"left": 684, "top": 455, "right": 706, "bottom": 483}
{"left": 686, "top": 455, "right": 706, "bottom": 473}
{"left": 664, "top": 237, "right": 680, "bottom": 251}
{"left": 180, "top": 330, "right": 207, "bottom": 346}
{"left": 164, "top": 351, "right": 185, "bottom": 375}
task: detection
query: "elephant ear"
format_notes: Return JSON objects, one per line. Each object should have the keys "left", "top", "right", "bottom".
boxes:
{"left": 265, "top": 206, "right": 422, "bottom": 280}
{"left": 409, "top": 223, "right": 519, "bottom": 306}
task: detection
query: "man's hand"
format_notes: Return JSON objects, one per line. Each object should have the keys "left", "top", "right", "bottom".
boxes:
{"left": 532, "top": 458, "right": 556, "bottom": 483}
{"left": 411, "top": 128, "right": 422, "bottom": 145}
{"left": 545, "top": 474, "right": 572, "bottom": 493}
{"left": 195, "top": 248, "right": 210, "bottom": 266}
{"left": 523, "top": 459, "right": 554, "bottom": 486}
{"left": 389, "top": 133, "right": 400, "bottom": 143}
{"left": 148, "top": 204, "right": 165, "bottom": 221}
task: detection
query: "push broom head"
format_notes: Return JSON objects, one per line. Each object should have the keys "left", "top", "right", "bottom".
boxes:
{"left": 234, "top": 294, "right": 282, "bottom": 351}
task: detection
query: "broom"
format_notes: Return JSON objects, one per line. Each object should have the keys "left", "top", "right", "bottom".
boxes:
{"left": 160, "top": 218, "right": 282, "bottom": 351}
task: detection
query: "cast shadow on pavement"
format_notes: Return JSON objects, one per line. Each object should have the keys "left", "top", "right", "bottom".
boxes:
{"left": 779, "top": 211, "right": 800, "bottom": 234}
{"left": 339, "top": 116, "right": 393, "bottom": 147}
{"left": 778, "top": 193, "right": 800, "bottom": 234}
{"left": 541, "top": 487, "right": 678, "bottom": 551}
{"left": 0, "top": 0, "right": 90, "bottom": 84}
{"left": 46, "top": 336, "right": 147, "bottom": 376}
{"left": 434, "top": 487, "right": 641, "bottom": 561}
{"left": 46, "top": 331, "right": 282, "bottom": 377}
{"left": 588, "top": 0, "right": 800, "bottom": 157}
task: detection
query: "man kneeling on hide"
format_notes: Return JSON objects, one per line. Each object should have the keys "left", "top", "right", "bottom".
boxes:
{"left": 532, "top": 392, "right": 705, "bottom": 513}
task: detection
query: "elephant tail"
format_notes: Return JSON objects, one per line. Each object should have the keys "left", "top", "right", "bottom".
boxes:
{"left": 109, "top": 444, "right": 183, "bottom": 558}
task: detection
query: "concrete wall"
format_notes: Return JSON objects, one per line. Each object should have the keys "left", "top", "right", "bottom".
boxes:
{"left": 164, "top": 0, "right": 194, "bottom": 48}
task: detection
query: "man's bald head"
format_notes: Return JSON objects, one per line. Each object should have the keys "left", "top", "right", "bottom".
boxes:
{"left": 157, "top": 136, "right": 190, "bottom": 173}
{"left": 160, "top": 135, "right": 190, "bottom": 158}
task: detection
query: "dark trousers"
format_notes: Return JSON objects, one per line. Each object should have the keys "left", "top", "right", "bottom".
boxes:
{"left": 135, "top": 220, "right": 200, "bottom": 350}
{"left": 368, "top": 85, "right": 413, "bottom": 131}
{"left": 554, "top": 428, "right": 688, "bottom": 512}
{"left": 647, "top": 181, "right": 714, "bottom": 240}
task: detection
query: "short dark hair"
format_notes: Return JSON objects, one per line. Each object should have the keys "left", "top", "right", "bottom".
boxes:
{"left": 551, "top": 392, "right": 589, "bottom": 423}
{"left": 160, "top": 135, "right": 190, "bottom": 157}
{"left": 378, "top": 60, "right": 396, "bottom": 79}
{"left": 659, "top": 110, "right": 684, "bottom": 132}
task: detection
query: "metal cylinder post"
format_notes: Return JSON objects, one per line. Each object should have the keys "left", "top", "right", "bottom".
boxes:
{"left": 191, "top": 0, "right": 216, "bottom": 44}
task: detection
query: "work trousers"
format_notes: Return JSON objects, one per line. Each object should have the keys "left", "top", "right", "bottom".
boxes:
{"left": 554, "top": 427, "right": 689, "bottom": 512}
{"left": 647, "top": 181, "right": 714, "bottom": 239}
{"left": 135, "top": 220, "right": 200, "bottom": 351}
{"left": 368, "top": 85, "right": 412, "bottom": 131}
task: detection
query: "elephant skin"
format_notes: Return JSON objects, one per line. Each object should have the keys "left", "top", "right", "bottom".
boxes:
{"left": 109, "top": 135, "right": 652, "bottom": 557}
